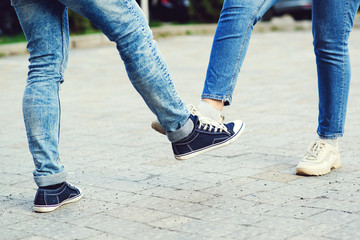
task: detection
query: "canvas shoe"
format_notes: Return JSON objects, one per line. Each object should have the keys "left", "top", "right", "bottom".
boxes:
{"left": 296, "top": 140, "right": 341, "bottom": 176}
{"left": 172, "top": 114, "right": 244, "bottom": 160}
{"left": 33, "top": 182, "right": 83, "bottom": 213}
{"left": 151, "top": 104, "right": 225, "bottom": 135}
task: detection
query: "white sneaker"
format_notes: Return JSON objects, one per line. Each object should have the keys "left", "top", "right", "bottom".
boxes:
{"left": 151, "top": 104, "right": 225, "bottom": 135}
{"left": 296, "top": 140, "right": 341, "bottom": 176}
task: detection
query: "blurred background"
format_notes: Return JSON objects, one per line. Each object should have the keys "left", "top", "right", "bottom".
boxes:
{"left": 0, "top": 0, "right": 312, "bottom": 44}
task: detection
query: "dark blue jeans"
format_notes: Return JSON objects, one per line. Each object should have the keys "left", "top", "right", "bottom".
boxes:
{"left": 313, "top": 0, "right": 360, "bottom": 138}
{"left": 201, "top": 0, "right": 279, "bottom": 105}
{"left": 202, "top": 0, "right": 358, "bottom": 138}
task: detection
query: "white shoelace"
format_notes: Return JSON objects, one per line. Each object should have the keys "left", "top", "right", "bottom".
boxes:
{"left": 305, "top": 141, "right": 325, "bottom": 161}
{"left": 187, "top": 104, "right": 229, "bottom": 133}
{"left": 198, "top": 116, "right": 229, "bottom": 134}
{"left": 187, "top": 104, "right": 198, "bottom": 115}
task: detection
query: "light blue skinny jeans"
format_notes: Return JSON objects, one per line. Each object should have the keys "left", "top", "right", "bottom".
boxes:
{"left": 11, "top": 0, "right": 192, "bottom": 187}
{"left": 202, "top": 0, "right": 358, "bottom": 139}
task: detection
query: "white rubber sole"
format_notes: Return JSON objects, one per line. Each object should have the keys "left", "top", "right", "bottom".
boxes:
{"left": 296, "top": 157, "right": 342, "bottom": 176}
{"left": 175, "top": 121, "right": 245, "bottom": 160}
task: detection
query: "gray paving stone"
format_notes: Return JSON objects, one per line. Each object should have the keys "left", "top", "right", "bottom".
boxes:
{"left": 140, "top": 186, "right": 216, "bottom": 204}
{"left": 131, "top": 228, "right": 197, "bottom": 240}
{"left": 0, "top": 210, "right": 35, "bottom": 227}
{"left": 288, "top": 234, "right": 331, "bottom": 240}
{"left": 69, "top": 213, "right": 155, "bottom": 239}
{"left": 105, "top": 205, "right": 172, "bottom": 223}
{"left": 130, "top": 196, "right": 206, "bottom": 216}
{"left": 170, "top": 219, "right": 242, "bottom": 237}
{"left": 19, "top": 236, "right": 56, "bottom": 240}
{"left": 309, "top": 210, "right": 360, "bottom": 225}
{"left": 200, "top": 195, "right": 256, "bottom": 211}
{"left": 324, "top": 219, "right": 360, "bottom": 240}
{"left": 224, "top": 226, "right": 268, "bottom": 240}
{"left": 292, "top": 223, "right": 343, "bottom": 237}
{"left": 176, "top": 180, "right": 219, "bottom": 191}
{"left": 9, "top": 219, "right": 101, "bottom": 240}
{"left": 0, "top": 227, "right": 32, "bottom": 240}
{"left": 302, "top": 198, "right": 360, "bottom": 213}
{"left": 250, "top": 170, "right": 303, "bottom": 183}
{"left": 84, "top": 233, "right": 129, "bottom": 240}
{"left": 186, "top": 207, "right": 266, "bottom": 225}
{"left": 252, "top": 216, "right": 317, "bottom": 236}
{"left": 262, "top": 205, "right": 325, "bottom": 219}
{"left": 221, "top": 178, "right": 286, "bottom": 198}
{"left": 148, "top": 215, "right": 195, "bottom": 229}
{"left": 240, "top": 191, "right": 300, "bottom": 206}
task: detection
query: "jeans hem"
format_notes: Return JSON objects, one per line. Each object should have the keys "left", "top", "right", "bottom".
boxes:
{"left": 317, "top": 130, "right": 343, "bottom": 139}
{"left": 201, "top": 94, "right": 231, "bottom": 106}
{"left": 167, "top": 116, "right": 193, "bottom": 142}
{"left": 34, "top": 170, "right": 68, "bottom": 187}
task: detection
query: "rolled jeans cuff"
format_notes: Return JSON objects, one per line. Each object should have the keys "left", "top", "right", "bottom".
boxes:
{"left": 167, "top": 116, "right": 194, "bottom": 143}
{"left": 317, "top": 131, "right": 343, "bottom": 140}
{"left": 34, "top": 170, "right": 68, "bottom": 187}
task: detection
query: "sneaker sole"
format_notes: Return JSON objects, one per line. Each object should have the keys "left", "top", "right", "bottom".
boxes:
{"left": 33, "top": 188, "right": 83, "bottom": 213}
{"left": 296, "top": 157, "right": 342, "bottom": 176}
{"left": 151, "top": 121, "right": 166, "bottom": 135}
{"left": 175, "top": 121, "right": 245, "bottom": 160}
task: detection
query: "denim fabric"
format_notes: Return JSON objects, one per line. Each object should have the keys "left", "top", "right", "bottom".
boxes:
{"left": 12, "top": 0, "right": 191, "bottom": 187}
{"left": 201, "top": 0, "right": 279, "bottom": 105}
{"left": 201, "top": 0, "right": 358, "bottom": 138}
{"left": 313, "top": 0, "right": 360, "bottom": 138}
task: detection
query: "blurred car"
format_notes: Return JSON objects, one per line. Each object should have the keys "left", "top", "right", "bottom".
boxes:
{"left": 0, "top": 1, "right": 22, "bottom": 36}
{"left": 150, "top": 0, "right": 190, "bottom": 22}
{"left": 262, "top": 0, "right": 312, "bottom": 21}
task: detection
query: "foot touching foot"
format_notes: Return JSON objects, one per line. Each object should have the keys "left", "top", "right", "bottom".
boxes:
{"left": 172, "top": 114, "right": 244, "bottom": 160}
{"left": 151, "top": 104, "right": 224, "bottom": 135}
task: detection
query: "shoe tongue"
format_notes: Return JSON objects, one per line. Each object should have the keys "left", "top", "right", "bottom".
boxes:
{"left": 308, "top": 142, "right": 322, "bottom": 158}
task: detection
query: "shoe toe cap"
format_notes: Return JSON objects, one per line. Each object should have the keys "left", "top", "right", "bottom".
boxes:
{"left": 231, "top": 120, "right": 245, "bottom": 134}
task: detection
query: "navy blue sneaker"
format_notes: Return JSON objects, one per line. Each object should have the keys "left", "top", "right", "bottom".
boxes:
{"left": 33, "top": 182, "right": 83, "bottom": 213}
{"left": 172, "top": 115, "right": 245, "bottom": 160}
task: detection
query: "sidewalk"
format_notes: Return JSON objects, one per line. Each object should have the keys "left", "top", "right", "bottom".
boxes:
{"left": 0, "top": 28, "right": 359, "bottom": 239}
{"left": 0, "top": 16, "right": 312, "bottom": 57}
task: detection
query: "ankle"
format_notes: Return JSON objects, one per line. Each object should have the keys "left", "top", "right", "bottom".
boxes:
{"left": 319, "top": 137, "right": 338, "bottom": 148}
{"left": 201, "top": 98, "right": 224, "bottom": 111}
{"left": 199, "top": 100, "right": 223, "bottom": 121}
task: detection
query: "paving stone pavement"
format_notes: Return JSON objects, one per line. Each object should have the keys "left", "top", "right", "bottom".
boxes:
{"left": 1, "top": 29, "right": 360, "bottom": 240}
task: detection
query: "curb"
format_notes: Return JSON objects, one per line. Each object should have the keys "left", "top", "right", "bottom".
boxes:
{"left": 0, "top": 17, "right": 314, "bottom": 57}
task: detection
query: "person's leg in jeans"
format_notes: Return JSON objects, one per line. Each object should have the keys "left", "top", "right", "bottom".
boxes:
{"left": 151, "top": 0, "right": 278, "bottom": 132}
{"left": 199, "top": 0, "right": 279, "bottom": 119}
{"left": 296, "top": 0, "right": 360, "bottom": 176}
{"left": 13, "top": 0, "right": 244, "bottom": 212}
{"left": 12, "top": 0, "right": 83, "bottom": 212}
{"left": 60, "top": 0, "right": 244, "bottom": 158}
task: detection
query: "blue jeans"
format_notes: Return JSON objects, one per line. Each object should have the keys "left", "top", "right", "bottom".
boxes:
{"left": 201, "top": 0, "right": 279, "bottom": 105}
{"left": 313, "top": 0, "right": 360, "bottom": 138}
{"left": 203, "top": 0, "right": 358, "bottom": 138}
{"left": 12, "top": 0, "right": 192, "bottom": 187}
